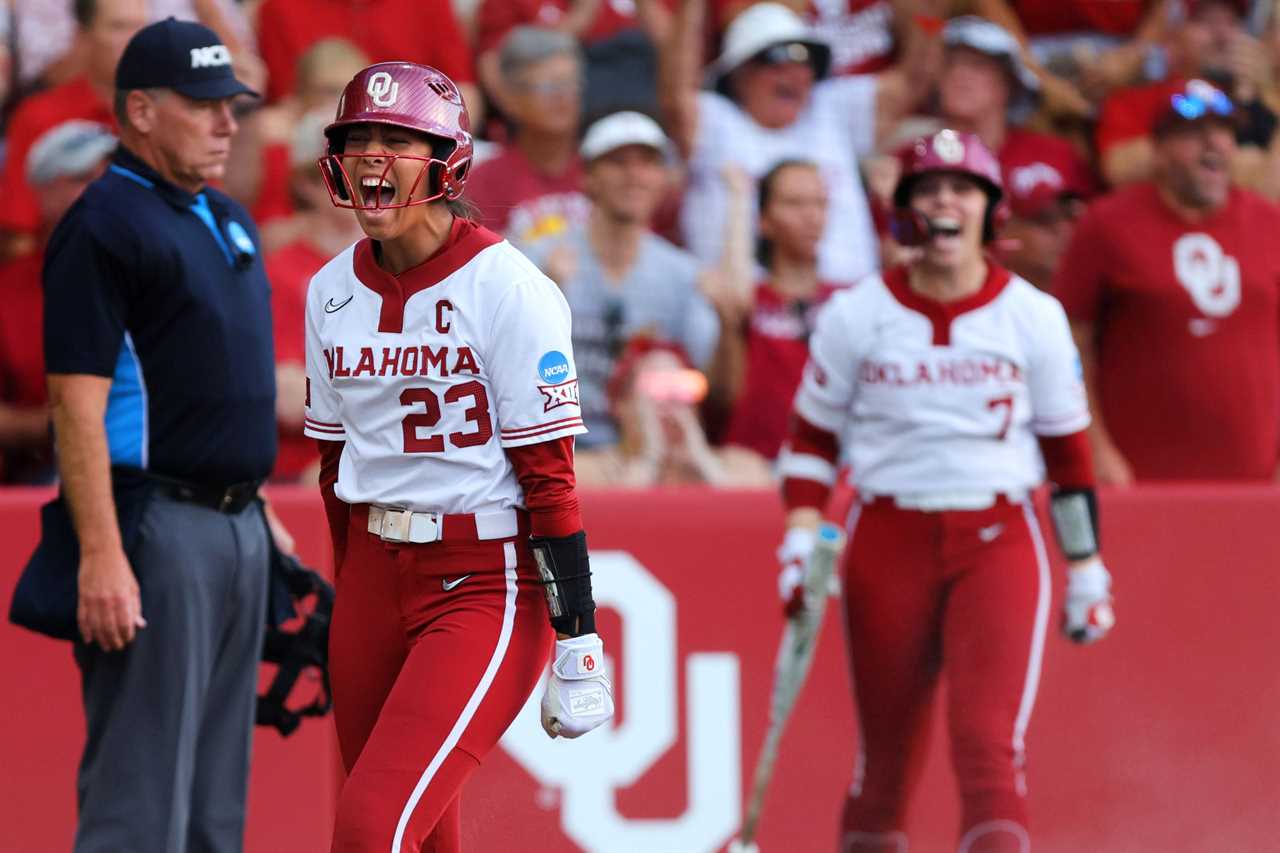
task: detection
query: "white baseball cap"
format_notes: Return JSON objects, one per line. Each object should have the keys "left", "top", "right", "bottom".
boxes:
{"left": 943, "top": 16, "right": 1041, "bottom": 122}
{"left": 26, "top": 120, "right": 117, "bottom": 185}
{"left": 705, "top": 3, "right": 830, "bottom": 93}
{"left": 579, "top": 111, "right": 672, "bottom": 162}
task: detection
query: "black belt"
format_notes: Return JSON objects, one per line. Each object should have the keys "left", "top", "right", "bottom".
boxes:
{"left": 149, "top": 474, "right": 262, "bottom": 514}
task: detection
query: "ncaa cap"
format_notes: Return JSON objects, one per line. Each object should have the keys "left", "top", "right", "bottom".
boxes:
{"left": 580, "top": 111, "right": 672, "bottom": 162}
{"left": 116, "top": 17, "right": 259, "bottom": 100}
{"left": 26, "top": 120, "right": 118, "bottom": 185}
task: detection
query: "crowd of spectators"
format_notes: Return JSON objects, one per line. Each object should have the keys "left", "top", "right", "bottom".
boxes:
{"left": 3, "top": 0, "right": 1279, "bottom": 487}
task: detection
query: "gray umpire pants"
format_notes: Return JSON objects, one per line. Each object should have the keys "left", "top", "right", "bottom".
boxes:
{"left": 73, "top": 493, "right": 270, "bottom": 853}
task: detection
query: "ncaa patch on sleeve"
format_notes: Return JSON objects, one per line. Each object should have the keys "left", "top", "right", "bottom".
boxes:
{"left": 538, "top": 351, "right": 572, "bottom": 385}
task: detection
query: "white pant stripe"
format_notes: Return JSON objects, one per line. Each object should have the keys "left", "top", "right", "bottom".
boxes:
{"left": 1013, "top": 504, "right": 1052, "bottom": 795}
{"left": 389, "top": 565, "right": 519, "bottom": 851}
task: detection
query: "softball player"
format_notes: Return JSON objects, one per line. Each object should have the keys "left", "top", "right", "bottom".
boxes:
{"left": 777, "top": 130, "right": 1115, "bottom": 853}
{"left": 303, "top": 62, "right": 613, "bottom": 852}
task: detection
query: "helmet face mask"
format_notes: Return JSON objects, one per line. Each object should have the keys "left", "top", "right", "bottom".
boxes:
{"left": 890, "top": 129, "right": 1007, "bottom": 247}
{"left": 319, "top": 62, "right": 474, "bottom": 211}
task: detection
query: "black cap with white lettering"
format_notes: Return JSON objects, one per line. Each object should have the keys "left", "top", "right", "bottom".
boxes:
{"left": 116, "top": 17, "right": 259, "bottom": 100}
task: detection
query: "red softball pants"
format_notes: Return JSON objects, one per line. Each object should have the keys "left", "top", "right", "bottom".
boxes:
{"left": 328, "top": 505, "right": 553, "bottom": 853}
{"left": 839, "top": 497, "right": 1051, "bottom": 853}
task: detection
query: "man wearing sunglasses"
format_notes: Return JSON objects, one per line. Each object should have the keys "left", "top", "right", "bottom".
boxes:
{"left": 660, "top": 0, "right": 936, "bottom": 286}
{"left": 1054, "top": 78, "right": 1280, "bottom": 484}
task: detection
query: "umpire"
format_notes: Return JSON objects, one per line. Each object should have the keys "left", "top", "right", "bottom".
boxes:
{"left": 43, "top": 18, "right": 281, "bottom": 853}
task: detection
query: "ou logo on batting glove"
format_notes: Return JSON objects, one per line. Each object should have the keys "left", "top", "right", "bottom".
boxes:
{"left": 583, "top": 654, "right": 596, "bottom": 672}
{"left": 367, "top": 71, "right": 399, "bottom": 107}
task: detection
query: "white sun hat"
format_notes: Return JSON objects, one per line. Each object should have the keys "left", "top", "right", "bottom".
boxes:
{"left": 705, "top": 3, "right": 831, "bottom": 94}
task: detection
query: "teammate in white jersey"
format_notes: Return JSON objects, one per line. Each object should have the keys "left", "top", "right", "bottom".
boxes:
{"left": 776, "top": 130, "right": 1115, "bottom": 853}
{"left": 303, "top": 62, "right": 614, "bottom": 853}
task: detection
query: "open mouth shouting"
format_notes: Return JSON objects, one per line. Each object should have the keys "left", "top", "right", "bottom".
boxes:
{"left": 360, "top": 174, "right": 397, "bottom": 208}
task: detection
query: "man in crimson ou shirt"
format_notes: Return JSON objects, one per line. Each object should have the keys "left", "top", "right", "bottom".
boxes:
{"left": 1054, "top": 79, "right": 1280, "bottom": 483}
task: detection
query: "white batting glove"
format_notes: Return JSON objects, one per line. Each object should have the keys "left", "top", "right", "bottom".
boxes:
{"left": 541, "top": 633, "right": 614, "bottom": 739}
{"left": 777, "top": 527, "right": 816, "bottom": 617}
{"left": 1063, "top": 559, "right": 1115, "bottom": 644}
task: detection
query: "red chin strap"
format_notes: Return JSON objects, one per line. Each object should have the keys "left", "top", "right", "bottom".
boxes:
{"left": 318, "top": 152, "right": 440, "bottom": 210}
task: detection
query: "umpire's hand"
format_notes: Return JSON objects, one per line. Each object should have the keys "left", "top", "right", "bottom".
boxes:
{"left": 77, "top": 549, "right": 147, "bottom": 651}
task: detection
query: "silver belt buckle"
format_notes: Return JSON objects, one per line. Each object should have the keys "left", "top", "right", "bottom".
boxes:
{"left": 368, "top": 507, "right": 441, "bottom": 543}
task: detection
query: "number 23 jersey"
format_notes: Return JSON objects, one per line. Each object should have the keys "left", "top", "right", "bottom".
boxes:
{"left": 793, "top": 263, "right": 1090, "bottom": 495}
{"left": 303, "top": 220, "right": 587, "bottom": 513}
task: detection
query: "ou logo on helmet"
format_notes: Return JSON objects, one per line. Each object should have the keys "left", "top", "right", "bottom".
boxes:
{"left": 367, "top": 71, "right": 399, "bottom": 107}
{"left": 501, "top": 552, "right": 743, "bottom": 852}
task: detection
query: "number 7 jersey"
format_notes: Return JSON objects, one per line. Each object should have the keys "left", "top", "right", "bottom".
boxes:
{"left": 303, "top": 221, "right": 587, "bottom": 513}
{"left": 790, "top": 264, "right": 1090, "bottom": 495}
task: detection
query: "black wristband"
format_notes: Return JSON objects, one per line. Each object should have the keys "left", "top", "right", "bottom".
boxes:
{"left": 1049, "top": 487, "right": 1100, "bottom": 561}
{"left": 530, "top": 530, "right": 596, "bottom": 636}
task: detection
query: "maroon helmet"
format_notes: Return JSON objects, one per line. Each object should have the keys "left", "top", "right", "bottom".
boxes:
{"left": 890, "top": 129, "right": 1006, "bottom": 245}
{"left": 320, "top": 62, "right": 473, "bottom": 209}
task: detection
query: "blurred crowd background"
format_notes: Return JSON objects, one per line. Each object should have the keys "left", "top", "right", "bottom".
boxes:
{"left": 2, "top": 0, "right": 1278, "bottom": 490}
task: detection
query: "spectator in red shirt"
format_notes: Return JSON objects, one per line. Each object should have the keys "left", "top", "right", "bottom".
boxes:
{"left": 0, "top": 120, "right": 117, "bottom": 483}
{"left": 998, "top": 144, "right": 1092, "bottom": 290}
{"left": 1096, "top": 0, "right": 1277, "bottom": 187}
{"left": 705, "top": 159, "right": 839, "bottom": 460}
{"left": 1055, "top": 79, "right": 1280, "bottom": 483}
{"left": 254, "top": 0, "right": 481, "bottom": 122}
{"left": 0, "top": 0, "right": 146, "bottom": 260}
{"left": 466, "top": 27, "right": 590, "bottom": 241}
{"left": 264, "top": 109, "right": 365, "bottom": 483}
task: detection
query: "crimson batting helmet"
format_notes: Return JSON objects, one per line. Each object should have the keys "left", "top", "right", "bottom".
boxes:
{"left": 890, "top": 129, "right": 1006, "bottom": 246}
{"left": 320, "top": 62, "right": 474, "bottom": 210}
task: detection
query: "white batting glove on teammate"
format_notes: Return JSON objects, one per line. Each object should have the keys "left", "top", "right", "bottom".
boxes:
{"left": 1063, "top": 559, "right": 1115, "bottom": 644}
{"left": 777, "top": 527, "right": 816, "bottom": 618}
{"left": 541, "top": 633, "right": 615, "bottom": 739}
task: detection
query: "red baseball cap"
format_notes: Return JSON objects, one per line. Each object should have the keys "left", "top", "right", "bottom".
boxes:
{"left": 1003, "top": 150, "right": 1091, "bottom": 220}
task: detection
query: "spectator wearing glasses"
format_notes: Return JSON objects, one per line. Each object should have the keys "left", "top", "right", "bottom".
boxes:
{"left": 1055, "top": 78, "right": 1280, "bottom": 483}
{"left": 661, "top": 0, "right": 935, "bottom": 286}
{"left": 1097, "top": 0, "right": 1278, "bottom": 188}
{"left": 522, "top": 111, "right": 719, "bottom": 448}
{"left": 466, "top": 27, "right": 591, "bottom": 243}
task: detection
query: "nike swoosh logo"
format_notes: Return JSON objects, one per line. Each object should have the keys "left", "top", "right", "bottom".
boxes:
{"left": 324, "top": 295, "right": 354, "bottom": 313}
{"left": 442, "top": 574, "right": 472, "bottom": 592}
{"left": 978, "top": 523, "right": 1004, "bottom": 543}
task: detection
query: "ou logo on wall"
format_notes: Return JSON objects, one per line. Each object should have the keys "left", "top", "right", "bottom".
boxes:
{"left": 500, "top": 552, "right": 742, "bottom": 853}
{"left": 1173, "top": 233, "right": 1240, "bottom": 318}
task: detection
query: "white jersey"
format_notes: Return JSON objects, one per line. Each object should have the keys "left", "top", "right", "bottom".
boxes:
{"left": 303, "top": 226, "right": 587, "bottom": 513}
{"left": 787, "top": 265, "right": 1090, "bottom": 496}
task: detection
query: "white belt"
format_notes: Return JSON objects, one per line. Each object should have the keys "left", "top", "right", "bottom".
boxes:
{"left": 870, "top": 491, "right": 1027, "bottom": 512}
{"left": 366, "top": 506, "right": 519, "bottom": 543}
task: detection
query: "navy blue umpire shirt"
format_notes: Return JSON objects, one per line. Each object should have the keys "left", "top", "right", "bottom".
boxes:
{"left": 43, "top": 145, "right": 277, "bottom": 487}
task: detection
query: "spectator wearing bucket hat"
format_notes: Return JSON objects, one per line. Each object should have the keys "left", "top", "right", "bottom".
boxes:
{"left": 1055, "top": 76, "right": 1280, "bottom": 483}
{"left": 0, "top": 120, "right": 117, "bottom": 486}
{"left": 37, "top": 18, "right": 293, "bottom": 852}
{"left": 523, "top": 111, "right": 719, "bottom": 447}
{"left": 660, "top": 0, "right": 936, "bottom": 287}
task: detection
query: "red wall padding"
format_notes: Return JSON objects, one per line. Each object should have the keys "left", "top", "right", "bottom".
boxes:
{"left": 2, "top": 486, "right": 1278, "bottom": 853}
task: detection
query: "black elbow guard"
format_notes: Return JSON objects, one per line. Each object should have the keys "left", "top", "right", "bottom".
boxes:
{"left": 530, "top": 530, "right": 596, "bottom": 637}
{"left": 1049, "top": 487, "right": 1100, "bottom": 561}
